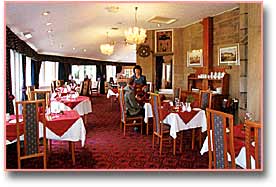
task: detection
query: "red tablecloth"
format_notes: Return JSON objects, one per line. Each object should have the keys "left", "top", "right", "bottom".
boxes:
{"left": 6, "top": 115, "right": 24, "bottom": 141}
{"left": 111, "top": 88, "right": 118, "bottom": 94}
{"left": 160, "top": 107, "right": 200, "bottom": 124}
{"left": 55, "top": 96, "right": 89, "bottom": 109}
{"left": 45, "top": 110, "right": 80, "bottom": 137}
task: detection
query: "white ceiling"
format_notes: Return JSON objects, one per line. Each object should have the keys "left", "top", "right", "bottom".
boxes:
{"left": 6, "top": 2, "right": 238, "bottom": 63}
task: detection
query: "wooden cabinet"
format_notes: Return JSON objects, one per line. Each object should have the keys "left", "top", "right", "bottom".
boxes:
{"left": 183, "top": 73, "right": 230, "bottom": 111}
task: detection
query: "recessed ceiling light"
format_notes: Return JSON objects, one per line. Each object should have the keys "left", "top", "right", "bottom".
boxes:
{"left": 72, "top": 47, "right": 76, "bottom": 50}
{"left": 147, "top": 16, "right": 177, "bottom": 25}
{"left": 47, "top": 29, "right": 53, "bottom": 33}
{"left": 105, "top": 6, "right": 120, "bottom": 13}
{"left": 83, "top": 49, "right": 87, "bottom": 52}
{"left": 46, "top": 22, "right": 52, "bottom": 26}
{"left": 111, "top": 27, "right": 119, "bottom": 30}
{"left": 23, "top": 32, "right": 32, "bottom": 39}
{"left": 42, "top": 11, "right": 50, "bottom": 16}
{"left": 157, "top": 24, "right": 161, "bottom": 27}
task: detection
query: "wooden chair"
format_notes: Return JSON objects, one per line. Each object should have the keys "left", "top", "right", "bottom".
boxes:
{"left": 51, "top": 80, "right": 64, "bottom": 92}
{"left": 173, "top": 87, "right": 181, "bottom": 101}
{"left": 15, "top": 99, "right": 47, "bottom": 169}
{"left": 150, "top": 93, "right": 178, "bottom": 155}
{"left": 244, "top": 120, "right": 262, "bottom": 169}
{"left": 206, "top": 108, "right": 236, "bottom": 169}
{"left": 30, "top": 90, "right": 51, "bottom": 107}
{"left": 91, "top": 80, "right": 100, "bottom": 96}
{"left": 191, "top": 90, "right": 213, "bottom": 150}
{"left": 26, "top": 86, "right": 35, "bottom": 100}
{"left": 118, "top": 88, "right": 143, "bottom": 136}
{"left": 80, "top": 79, "right": 92, "bottom": 96}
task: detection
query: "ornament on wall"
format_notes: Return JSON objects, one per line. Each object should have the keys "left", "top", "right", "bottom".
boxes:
{"left": 137, "top": 44, "right": 151, "bottom": 57}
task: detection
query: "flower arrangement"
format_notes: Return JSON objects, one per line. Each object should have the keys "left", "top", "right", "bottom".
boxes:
{"left": 186, "top": 95, "right": 195, "bottom": 103}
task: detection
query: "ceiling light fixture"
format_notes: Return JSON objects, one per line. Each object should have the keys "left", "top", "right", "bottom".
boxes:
{"left": 46, "top": 22, "right": 52, "bottom": 26}
{"left": 72, "top": 47, "right": 76, "bottom": 50}
{"left": 47, "top": 29, "right": 53, "bottom": 33}
{"left": 124, "top": 7, "right": 147, "bottom": 45}
{"left": 100, "top": 32, "right": 114, "bottom": 56}
{"left": 42, "top": 11, "right": 50, "bottom": 16}
{"left": 83, "top": 49, "right": 87, "bottom": 52}
{"left": 23, "top": 32, "right": 32, "bottom": 39}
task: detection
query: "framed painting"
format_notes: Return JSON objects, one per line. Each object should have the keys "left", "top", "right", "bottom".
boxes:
{"left": 187, "top": 49, "right": 203, "bottom": 67}
{"left": 155, "top": 29, "right": 173, "bottom": 53}
{"left": 218, "top": 43, "right": 240, "bottom": 65}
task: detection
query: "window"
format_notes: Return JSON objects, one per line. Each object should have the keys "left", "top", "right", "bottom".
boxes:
{"left": 124, "top": 68, "right": 133, "bottom": 78}
{"left": 25, "top": 57, "right": 32, "bottom": 86}
{"left": 10, "top": 49, "right": 23, "bottom": 103}
{"left": 72, "top": 65, "right": 97, "bottom": 84}
{"left": 106, "top": 65, "right": 116, "bottom": 82}
{"left": 39, "top": 61, "right": 59, "bottom": 88}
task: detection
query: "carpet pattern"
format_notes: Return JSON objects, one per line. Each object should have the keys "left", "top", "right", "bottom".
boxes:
{"left": 6, "top": 95, "right": 209, "bottom": 170}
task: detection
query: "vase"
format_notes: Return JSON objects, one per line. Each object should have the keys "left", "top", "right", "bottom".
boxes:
{"left": 186, "top": 102, "right": 191, "bottom": 112}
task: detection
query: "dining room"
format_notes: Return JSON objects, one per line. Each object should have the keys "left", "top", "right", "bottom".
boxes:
{"left": 4, "top": 1, "right": 263, "bottom": 171}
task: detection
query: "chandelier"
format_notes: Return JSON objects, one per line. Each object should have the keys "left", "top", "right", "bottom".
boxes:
{"left": 124, "top": 7, "right": 147, "bottom": 45}
{"left": 100, "top": 32, "right": 114, "bottom": 56}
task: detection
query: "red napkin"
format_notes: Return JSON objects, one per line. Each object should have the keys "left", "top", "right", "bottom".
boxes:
{"left": 6, "top": 115, "right": 24, "bottom": 141}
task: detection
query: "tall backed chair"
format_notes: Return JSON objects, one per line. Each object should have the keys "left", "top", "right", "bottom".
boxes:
{"left": 118, "top": 88, "right": 143, "bottom": 136}
{"left": 26, "top": 86, "right": 35, "bottom": 100}
{"left": 150, "top": 93, "right": 177, "bottom": 155}
{"left": 30, "top": 90, "right": 51, "bottom": 107}
{"left": 173, "top": 87, "right": 181, "bottom": 101}
{"left": 15, "top": 99, "right": 47, "bottom": 169}
{"left": 245, "top": 120, "right": 262, "bottom": 169}
{"left": 51, "top": 80, "right": 64, "bottom": 92}
{"left": 191, "top": 90, "right": 213, "bottom": 150}
{"left": 91, "top": 80, "right": 100, "bottom": 96}
{"left": 80, "top": 79, "right": 92, "bottom": 96}
{"left": 206, "top": 108, "right": 235, "bottom": 169}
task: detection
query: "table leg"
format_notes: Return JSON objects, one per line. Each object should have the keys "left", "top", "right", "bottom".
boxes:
{"left": 173, "top": 139, "right": 176, "bottom": 155}
{"left": 192, "top": 129, "right": 195, "bottom": 150}
{"left": 70, "top": 142, "right": 75, "bottom": 165}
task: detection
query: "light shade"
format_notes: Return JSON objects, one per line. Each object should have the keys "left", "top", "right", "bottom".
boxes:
{"left": 124, "top": 27, "right": 147, "bottom": 45}
{"left": 100, "top": 43, "right": 114, "bottom": 56}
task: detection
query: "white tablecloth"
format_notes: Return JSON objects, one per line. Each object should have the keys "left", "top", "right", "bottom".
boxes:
{"left": 200, "top": 132, "right": 256, "bottom": 169}
{"left": 143, "top": 103, "right": 207, "bottom": 139}
{"left": 56, "top": 98, "right": 92, "bottom": 116}
{"left": 107, "top": 89, "right": 119, "bottom": 99}
{"left": 6, "top": 118, "right": 86, "bottom": 147}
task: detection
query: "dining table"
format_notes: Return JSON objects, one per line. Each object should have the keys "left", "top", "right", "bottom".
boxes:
{"left": 6, "top": 110, "right": 86, "bottom": 147}
{"left": 200, "top": 124, "right": 257, "bottom": 169}
{"left": 144, "top": 102, "right": 207, "bottom": 139}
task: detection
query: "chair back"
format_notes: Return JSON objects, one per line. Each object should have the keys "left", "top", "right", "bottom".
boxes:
{"left": 15, "top": 99, "right": 47, "bottom": 168}
{"left": 118, "top": 88, "right": 126, "bottom": 123}
{"left": 26, "top": 86, "right": 35, "bottom": 100}
{"left": 199, "top": 90, "right": 212, "bottom": 110}
{"left": 56, "top": 80, "right": 64, "bottom": 87}
{"left": 150, "top": 93, "right": 162, "bottom": 135}
{"left": 146, "top": 82, "right": 153, "bottom": 92}
{"left": 206, "top": 108, "right": 235, "bottom": 169}
{"left": 173, "top": 87, "right": 181, "bottom": 100}
{"left": 245, "top": 120, "right": 262, "bottom": 169}
{"left": 30, "top": 90, "right": 51, "bottom": 107}
{"left": 80, "top": 79, "right": 92, "bottom": 96}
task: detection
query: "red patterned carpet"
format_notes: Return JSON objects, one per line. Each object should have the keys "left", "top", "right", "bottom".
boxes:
{"left": 6, "top": 95, "right": 209, "bottom": 170}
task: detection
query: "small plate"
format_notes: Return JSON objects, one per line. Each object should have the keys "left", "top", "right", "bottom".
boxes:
{"left": 193, "top": 108, "right": 201, "bottom": 111}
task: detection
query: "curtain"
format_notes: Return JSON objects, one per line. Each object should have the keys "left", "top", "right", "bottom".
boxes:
{"left": 58, "top": 63, "right": 72, "bottom": 82}
{"left": 155, "top": 56, "right": 164, "bottom": 90}
{"left": 116, "top": 65, "right": 122, "bottom": 74}
{"left": 31, "top": 59, "right": 42, "bottom": 89}
{"left": 6, "top": 48, "right": 14, "bottom": 114}
{"left": 21, "top": 55, "right": 27, "bottom": 100}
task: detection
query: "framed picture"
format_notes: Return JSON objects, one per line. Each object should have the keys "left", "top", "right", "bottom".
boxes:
{"left": 218, "top": 43, "right": 240, "bottom": 65}
{"left": 187, "top": 49, "right": 203, "bottom": 67}
{"left": 155, "top": 29, "right": 173, "bottom": 53}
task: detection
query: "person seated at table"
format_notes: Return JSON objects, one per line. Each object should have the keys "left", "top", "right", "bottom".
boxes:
{"left": 107, "top": 77, "right": 115, "bottom": 89}
{"left": 124, "top": 77, "right": 144, "bottom": 117}
{"left": 131, "top": 65, "right": 148, "bottom": 100}
{"left": 66, "top": 74, "right": 77, "bottom": 90}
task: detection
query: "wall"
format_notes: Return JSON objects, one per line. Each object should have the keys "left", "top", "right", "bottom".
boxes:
{"left": 213, "top": 8, "right": 240, "bottom": 99}
{"left": 247, "top": 3, "right": 262, "bottom": 121}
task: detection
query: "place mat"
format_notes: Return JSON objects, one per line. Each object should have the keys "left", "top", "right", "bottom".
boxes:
{"left": 160, "top": 108, "right": 199, "bottom": 124}
{"left": 59, "top": 96, "right": 89, "bottom": 109}
{"left": 45, "top": 110, "right": 80, "bottom": 137}
{"left": 6, "top": 115, "right": 24, "bottom": 141}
